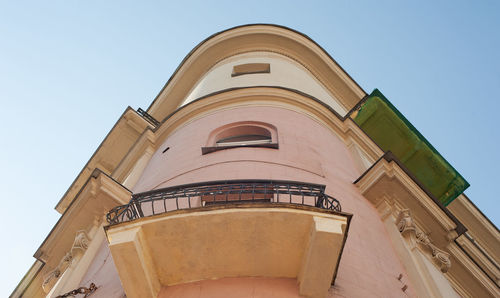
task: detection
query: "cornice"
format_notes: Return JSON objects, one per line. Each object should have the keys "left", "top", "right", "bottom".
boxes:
{"left": 41, "top": 231, "right": 90, "bottom": 293}
{"left": 9, "top": 260, "right": 44, "bottom": 298}
{"left": 22, "top": 170, "right": 131, "bottom": 296}
{"left": 146, "top": 24, "right": 366, "bottom": 122}
{"left": 152, "top": 86, "right": 348, "bottom": 150}
{"left": 447, "top": 242, "right": 500, "bottom": 297}
{"left": 112, "top": 129, "right": 157, "bottom": 183}
{"left": 342, "top": 117, "right": 384, "bottom": 162}
{"left": 36, "top": 170, "right": 131, "bottom": 264}
{"left": 396, "top": 209, "right": 452, "bottom": 273}
{"left": 354, "top": 152, "right": 462, "bottom": 246}
{"left": 455, "top": 234, "right": 500, "bottom": 287}
{"left": 448, "top": 194, "right": 500, "bottom": 265}
{"left": 55, "top": 107, "right": 152, "bottom": 214}
{"left": 355, "top": 153, "right": 500, "bottom": 297}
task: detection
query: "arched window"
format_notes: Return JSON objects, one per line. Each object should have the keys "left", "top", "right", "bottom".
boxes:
{"left": 215, "top": 126, "right": 272, "bottom": 147}
{"left": 202, "top": 122, "right": 278, "bottom": 154}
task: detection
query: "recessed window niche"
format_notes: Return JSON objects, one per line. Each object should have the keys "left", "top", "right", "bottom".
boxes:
{"left": 231, "top": 63, "right": 270, "bottom": 77}
{"left": 202, "top": 121, "right": 278, "bottom": 155}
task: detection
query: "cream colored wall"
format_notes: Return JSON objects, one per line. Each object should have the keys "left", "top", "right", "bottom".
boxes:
{"left": 46, "top": 226, "right": 105, "bottom": 297}
{"left": 183, "top": 52, "right": 349, "bottom": 116}
{"left": 421, "top": 253, "right": 461, "bottom": 298}
{"left": 77, "top": 240, "right": 125, "bottom": 298}
{"left": 48, "top": 227, "right": 125, "bottom": 298}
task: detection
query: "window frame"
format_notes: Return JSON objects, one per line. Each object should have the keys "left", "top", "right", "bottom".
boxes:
{"left": 202, "top": 121, "right": 279, "bottom": 155}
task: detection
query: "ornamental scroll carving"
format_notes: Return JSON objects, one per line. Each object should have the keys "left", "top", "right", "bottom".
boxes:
{"left": 42, "top": 231, "right": 90, "bottom": 293}
{"left": 396, "top": 209, "right": 451, "bottom": 273}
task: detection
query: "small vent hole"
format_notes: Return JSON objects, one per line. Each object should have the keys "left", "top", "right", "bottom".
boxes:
{"left": 162, "top": 147, "right": 170, "bottom": 154}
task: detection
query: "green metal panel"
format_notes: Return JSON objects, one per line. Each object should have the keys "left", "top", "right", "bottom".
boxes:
{"left": 352, "top": 89, "right": 469, "bottom": 206}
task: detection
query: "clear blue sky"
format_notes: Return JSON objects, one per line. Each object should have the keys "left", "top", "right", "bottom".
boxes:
{"left": 1, "top": 1, "right": 499, "bottom": 295}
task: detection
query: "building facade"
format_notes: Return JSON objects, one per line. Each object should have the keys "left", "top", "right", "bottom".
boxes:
{"left": 12, "top": 24, "right": 499, "bottom": 298}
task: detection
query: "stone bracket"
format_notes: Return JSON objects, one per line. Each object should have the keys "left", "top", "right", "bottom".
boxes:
{"left": 107, "top": 227, "right": 161, "bottom": 298}
{"left": 42, "top": 231, "right": 90, "bottom": 293}
{"left": 397, "top": 209, "right": 451, "bottom": 273}
{"left": 298, "top": 216, "right": 346, "bottom": 298}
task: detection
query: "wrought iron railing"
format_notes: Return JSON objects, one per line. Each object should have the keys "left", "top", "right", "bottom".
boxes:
{"left": 106, "top": 180, "right": 341, "bottom": 225}
{"left": 137, "top": 108, "right": 160, "bottom": 127}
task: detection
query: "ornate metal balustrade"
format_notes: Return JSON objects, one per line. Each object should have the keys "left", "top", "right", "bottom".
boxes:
{"left": 106, "top": 180, "right": 341, "bottom": 225}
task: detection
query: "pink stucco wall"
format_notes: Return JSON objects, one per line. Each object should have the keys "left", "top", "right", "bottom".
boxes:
{"left": 158, "top": 277, "right": 300, "bottom": 298}
{"left": 79, "top": 240, "right": 125, "bottom": 298}
{"left": 132, "top": 106, "right": 415, "bottom": 297}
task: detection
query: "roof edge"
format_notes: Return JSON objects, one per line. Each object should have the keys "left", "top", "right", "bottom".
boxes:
{"left": 146, "top": 23, "right": 367, "bottom": 115}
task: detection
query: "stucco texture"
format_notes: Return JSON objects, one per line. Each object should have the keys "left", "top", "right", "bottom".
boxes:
{"left": 158, "top": 277, "right": 301, "bottom": 298}
{"left": 133, "top": 106, "right": 415, "bottom": 297}
{"left": 79, "top": 240, "right": 125, "bottom": 298}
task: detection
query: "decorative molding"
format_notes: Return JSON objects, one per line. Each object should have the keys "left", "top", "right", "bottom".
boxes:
{"left": 147, "top": 24, "right": 366, "bottom": 123}
{"left": 455, "top": 234, "right": 500, "bottom": 288}
{"left": 42, "top": 231, "right": 90, "bottom": 293}
{"left": 397, "top": 209, "right": 416, "bottom": 235}
{"left": 397, "top": 209, "right": 451, "bottom": 273}
{"left": 112, "top": 129, "right": 157, "bottom": 184}
{"left": 375, "top": 197, "right": 393, "bottom": 220}
{"left": 447, "top": 242, "right": 500, "bottom": 296}
{"left": 448, "top": 194, "right": 500, "bottom": 265}
{"left": 71, "top": 231, "right": 90, "bottom": 255}
{"left": 35, "top": 170, "right": 130, "bottom": 264}
{"left": 152, "top": 87, "right": 349, "bottom": 155}
{"left": 356, "top": 154, "right": 462, "bottom": 234}
{"left": 357, "top": 159, "right": 499, "bottom": 297}
{"left": 55, "top": 107, "right": 151, "bottom": 214}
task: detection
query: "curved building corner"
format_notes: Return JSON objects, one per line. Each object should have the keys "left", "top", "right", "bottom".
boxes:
{"left": 11, "top": 24, "right": 500, "bottom": 298}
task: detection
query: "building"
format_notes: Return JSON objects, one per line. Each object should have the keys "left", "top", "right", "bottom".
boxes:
{"left": 11, "top": 24, "right": 499, "bottom": 298}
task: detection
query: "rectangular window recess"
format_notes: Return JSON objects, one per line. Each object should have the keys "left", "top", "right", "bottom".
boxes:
{"left": 231, "top": 63, "right": 270, "bottom": 77}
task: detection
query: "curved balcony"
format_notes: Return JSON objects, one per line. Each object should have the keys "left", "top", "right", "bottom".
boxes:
{"left": 105, "top": 180, "right": 348, "bottom": 298}
{"left": 106, "top": 180, "right": 341, "bottom": 225}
